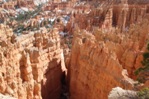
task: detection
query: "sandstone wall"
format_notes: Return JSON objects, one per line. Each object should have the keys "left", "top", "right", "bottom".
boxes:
{"left": 69, "top": 18, "right": 149, "bottom": 99}
{"left": 69, "top": 31, "right": 125, "bottom": 99}
{"left": 0, "top": 25, "right": 64, "bottom": 99}
{"left": 66, "top": 0, "right": 149, "bottom": 33}
{"left": 113, "top": 1, "right": 149, "bottom": 31}
{"left": 68, "top": 1, "right": 149, "bottom": 99}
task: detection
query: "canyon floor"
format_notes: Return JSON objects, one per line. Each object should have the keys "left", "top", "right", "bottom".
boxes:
{"left": 0, "top": 0, "right": 149, "bottom": 99}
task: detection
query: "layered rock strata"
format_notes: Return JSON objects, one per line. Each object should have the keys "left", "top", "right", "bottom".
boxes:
{"left": 0, "top": 24, "right": 65, "bottom": 99}
{"left": 68, "top": 1, "right": 149, "bottom": 99}
{"left": 0, "top": 0, "right": 149, "bottom": 99}
{"left": 69, "top": 18, "right": 149, "bottom": 99}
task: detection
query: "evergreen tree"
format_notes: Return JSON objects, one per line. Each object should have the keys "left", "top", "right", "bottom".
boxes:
{"left": 135, "top": 43, "right": 149, "bottom": 83}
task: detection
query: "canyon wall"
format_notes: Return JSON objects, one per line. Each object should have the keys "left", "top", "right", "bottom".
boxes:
{"left": 0, "top": 0, "right": 149, "bottom": 99}
{"left": 69, "top": 13, "right": 149, "bottom": 99}
{"left": 69, "top": 30, "right": 126, "bottom": 99}
{"left": 66, "top": 0, "right": 149, "bottom": 33}
{"left": 113, "top": 3, "right": 149, "bottom": 29}
{"left": 0, "top": 25, "right": 65, "bottom": 99}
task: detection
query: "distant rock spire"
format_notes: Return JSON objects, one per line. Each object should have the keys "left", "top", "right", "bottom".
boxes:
{"left": 121, "top": 0, "right": 128, "bottom": 4}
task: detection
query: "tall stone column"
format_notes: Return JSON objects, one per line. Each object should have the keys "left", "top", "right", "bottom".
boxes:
{"left": 117, "top": 0, "right": 128, "bottom": 32}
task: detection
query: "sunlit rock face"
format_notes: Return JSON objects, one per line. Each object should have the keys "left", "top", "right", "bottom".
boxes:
{"left": 0, "top": 25, "right": 65, "bottom": 99}
{"left": 0, "top": 0, "right": 149, "bottom": 99}
{"left": 69, "top": 30, "right": 126, "bottom": 99}
{"left": 69, "top": 19, "right": 149, "bottom": 99}
{"left": 69, "top": 0, "right": 149, "bottom": 97}
{"left": 0, "top": 93, "right": 16, "bottom": 99}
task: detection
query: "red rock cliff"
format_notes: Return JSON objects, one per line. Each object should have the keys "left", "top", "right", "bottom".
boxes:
{"left": 0, "top": 25, "right": 65, "bottom": 99}
{"left": 69, "top": 18, "right": 149, "bottom": 99}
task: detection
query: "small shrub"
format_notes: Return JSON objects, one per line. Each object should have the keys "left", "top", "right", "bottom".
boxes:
{"left": 137, "top": 88, "right": 149, "bottom": 99}
{"left": 135, "top": 43, "right": 149, "bottom": 83}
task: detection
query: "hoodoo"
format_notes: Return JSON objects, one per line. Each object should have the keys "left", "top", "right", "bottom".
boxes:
{"left": 0, "top": 0, "right": 149, "bottom": 99}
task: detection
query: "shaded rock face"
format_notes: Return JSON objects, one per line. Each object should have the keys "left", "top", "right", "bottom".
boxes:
{"left": 128, "top": 0, "right": 149, "bottom": 4}
{"left": 0, "top": 25, "right": 64, "bottom": 99}
{"left": 113, "top": 4, "right": 149, "bottom": 30}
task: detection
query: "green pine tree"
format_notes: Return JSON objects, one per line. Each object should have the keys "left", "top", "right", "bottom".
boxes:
{"left": 135, "top": 43, "right": 149, "bottom": 83}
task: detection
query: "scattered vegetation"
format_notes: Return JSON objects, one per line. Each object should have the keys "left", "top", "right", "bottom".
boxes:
{"left": 67, "top": 41, "right": 72, "bottom": 49}
{"left": 15, "top": 4, "right": 43, "bottom": 22}
{"left": 134, "top": 43, "right": 149, "bottom": 98}
{"left": 137, "top": 88, "right": 149, "bottom": 99}
{"left": 13, "top": 24, "right": 25, "bottom": 33}
{"left": 134, "top": 43, "right": 149, "bottom": 83}
{"left": 9, "top": 5, "right": 41, "bottom": 34}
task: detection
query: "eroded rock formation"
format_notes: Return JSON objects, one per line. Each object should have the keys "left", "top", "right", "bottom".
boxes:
{"left": 0, "top": 24, "right": 65, "bottom": 99}
{"left": 0, "top": 0, "right": 149, "bottom": 99}
{"left": 69, "top": 15, "right": 149, "bottom": 99}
